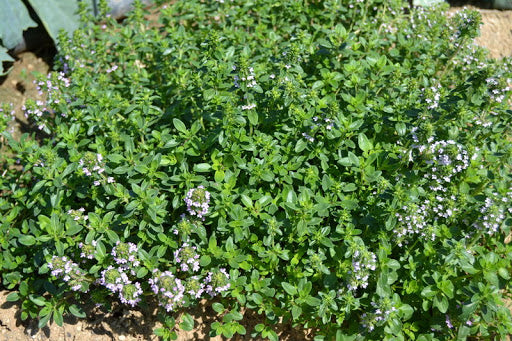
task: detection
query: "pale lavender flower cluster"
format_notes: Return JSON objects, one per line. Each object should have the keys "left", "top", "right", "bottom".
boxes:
{"left": 312, "top": 116, "right": 335, "bottom": 131}
{"left": 22, "top": 100, "right": 50, "bottom": 131}
{"left": 452, "top": 45, "right": 487, "bottom": 72}
{"left": 445, "top": 314, "right": 454, "bottom": 329}
{"left": 175, "top": 214, "right": 202, "bottom": 235}
{"left": 106, "top": 65, "right": 118, "bottom": 73}
{"left": 79, "top": 152, "right": 105, "bottom": 177}
{"left": 472, "top": 190, "right": 512, "bottom": 235}
{"left": 450, "top": 9, "right": 479, "bottom": 44}
{"left": 347, "top": 249, "right": 376, "bottom": 291}
{"left": 396, "top": 135, "right": 475, "bottom": 245}
{"left": 394, "top": 203, "right": 430, "bottom": 246}
{"left": 149, "top": 270, "right": 186, "bottom": 312}
{"left": 184, "top": 185, "right": 210, "bottom": 219}
{"left": 394, "top": 194, "right": 461, "bottom": 246}
{"left": 485, "top": 77, "right": 510, "bottom": 103}
{"left": 35, "top": 72, "right": 70, "bottom": 96}
{"left": 204, "top": 268, "right": 231, "bottom": 297}
{"left": 241, "top": 103, "right": 256, "bottom": 110}
{"left": 174, "top": 243, "right": 200, "bottom": 272}
{"left": 99, "top": 266, "right": 130, "bottom": 292}
{"left": 119, "top": 282, "right": 143, "bottom": 307}
{"left": 68, "top": 207, "right": 89, "bottom": 223}
{"left": 233, "top": 66, "right": 257, "bottom": 89}
{"left": 99, "top": 266, "right": 143, "bottom": 307}
{"left": 47, "top": 256, "right": 88, "bottom": 292}
{"left": 185, "top": 275, "right": 205, "bottom": 299}
{"left": 149, "top": 267, "right": 230, "bottom": 310}
{"left": 301, "top": 132, "right": 314, "bottom": 142}
{"left": 0, "top": 105, "right": 16, "bottom": 134}
{"left": 361, "top": 300, "right": 397, "bottom": 332}
{"left": 421, "top": 84, "right": 441, "bottom": 110}
{"left": 23, "top": 72, "right": 71, "bottom": 131}
{"left": 301, "top": 116, "right": 336, "bottom": 143}
{"left": 78, "top": 240, "right": 97, "bottom": 260}
{"left": 415, "top": 139, "right": 470, "bottom": 193}
{"left": 112, "top": 241, "right": 140, "bottom": 267}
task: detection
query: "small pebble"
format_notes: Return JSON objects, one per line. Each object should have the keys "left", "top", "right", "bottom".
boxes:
{"left": 119, "top": 335, "right": 126, "bottom": 340}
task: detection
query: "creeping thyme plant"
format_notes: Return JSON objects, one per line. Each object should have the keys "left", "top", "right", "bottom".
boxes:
{"left": 1, "top": 0, "right": 512, "bottom": 339}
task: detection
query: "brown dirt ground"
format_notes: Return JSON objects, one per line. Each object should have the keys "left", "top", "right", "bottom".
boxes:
{"left": 0, "top": 4, "right": 511, "bottom": 341}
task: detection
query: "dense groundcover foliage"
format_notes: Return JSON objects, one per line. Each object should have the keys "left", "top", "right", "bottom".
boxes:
{"left": 1, "top": 0, "right": 512, "bottom": 339}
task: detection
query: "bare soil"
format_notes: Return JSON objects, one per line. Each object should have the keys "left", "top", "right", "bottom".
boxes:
{"left": 0, "top": 4, "right": 511, "bottom": 341}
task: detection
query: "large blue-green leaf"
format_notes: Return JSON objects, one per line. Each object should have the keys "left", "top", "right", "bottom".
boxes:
{"left": 0, "top": 0, "right": 37, "bottom": 49}
{"left": 26, "top": 0, "right": 81, "bottom": 43}
{"left": 413, "top": 0, "right": 445, "bottom": 5}
{"left": 0, "top": 45, "right": 14, "bottom": 75}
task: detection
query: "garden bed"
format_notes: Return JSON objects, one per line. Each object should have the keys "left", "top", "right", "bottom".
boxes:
{"left": 0, "top": 1, "right": 511, "bottom": 340}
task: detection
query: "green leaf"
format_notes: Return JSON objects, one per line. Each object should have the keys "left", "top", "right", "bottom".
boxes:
{"left": 241, "top": 194, "right": 253, "bottom": 208}
{"left": 0, "top": 46, "right": 14, "bottom": 75}
{"left": 199, "top": 255, "right": 211, "bottom": 267}
{"left": 247, "top": 110, "right": 258, "bottom": 125}
{"left": 0, "top": 0, "right": 37, "bottom": 49}
{"left": 357, "top": 133, "right": 373, "bottom": 153}
{"left": 27, "top": 0, "right": 81, "bottom": 42}
{"left": 342, "top": 183, "right": 357, "bottom": 192}
{"left": 18, "top": 235, "right": 36, "bottom": 246}
{"left": 421, "top": 286, "right": 436, "bottom": 299}
{"left": 291, "top": 305, "right": 302, "bottom": 320}
{"left": 203, "top": 89, "right": 216, "bottom": 101}
{"left": 136, "top": 267, "right": 148, "bottom": 278}
{"left": 312, "top": 80, "right": 324, "bottom": 90}
{"left": 214, "top": 170, "right": 225, "bottom": 182}
{"left": 180, "top": 313, "right": 194, "bottom": 331}
{"left": 212, "top": 302, "right": 224, "bottom": 313}
{"left": 30, "top": 296, "right": 46, "bottom": 306}
{"left": 173, "top": 118, "right": 188, "bottom": 134}
{"left": 295, "top": 139, "right": 307, "bottom": 153}
{"left": 251, "top": 293, "right": 263, "bottom": 305}
{"left": 153, "top": 328, "right": 168, "bottom": 337}
{"left": 498, "top": 267, "right": 510, "bottom": 279}
{"left": 281, "top": 282, "right": 297, "bottom": 295}
{"left": 439, "top": 280, "right": 454, "bottom": 299}
{"left": 399, "top": 304, "right": 414, "bottom": 320}
{"left": 69, "top": 304, "right": 86, "bottom": 318}
{"left": 236, "top": 324, "right": 246, "bottom": 335}
{"left": 19, "top": 281, "right": 28, "bottom": 296}
{"left": 6, "top": 292, "right": 19, "bottom": 302}
{"left": 53, "top": 309, "right": 63, "bottom": 326}
{"left": 38, "top": 312, "right": 52, "bottom": 329}
{"left": 433, "top": 295, "right": 449, "bottom": 313}
{"left": 193, "top": 163, "right": 211, "bottom": 172}
{"left": 395, "top": 122, "right": 407, "bottom": 136}
{"left": 305, "top": 296, "right": 321, "bottom": 307}
{"left": 336, "top": 331, "right": 357, "bottom": 341}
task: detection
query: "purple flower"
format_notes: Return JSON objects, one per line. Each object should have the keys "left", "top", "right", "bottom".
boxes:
{"left": 184, "top": 186, "right": 211, "bottom": 219}
{"left": 119, "top": 282, "right": 143, "bottom": 307}
{"left": 185, "top": 276, "right": 205, "bottom": 299}
{"left": 99, "top": 266, "right": 130, "bottom": 293}
{"left": 47, "top": 256, "right": 88, "bottom": 292}
{"left": 205, "top": 268, "right": 231, "bottom": 297}
{"left": 446, "top": 314, "right": 453, "bottom": 329}
{"left": 347, "top": 249, "right": 376, "bottom": 291}
{"left": 149, "top": 270, "right": 185, "bottom": 312}
{"left": 78, "top": 152, "right": 106, "bottom": 178}
{"left": 173, "top": 243, "right": 200, "bottom": 272}
{"left": 78, "top": 241, "right": 96, "bottom": 260}
{"left": 112, "top": 241, "right": 140, "bottom": 267}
